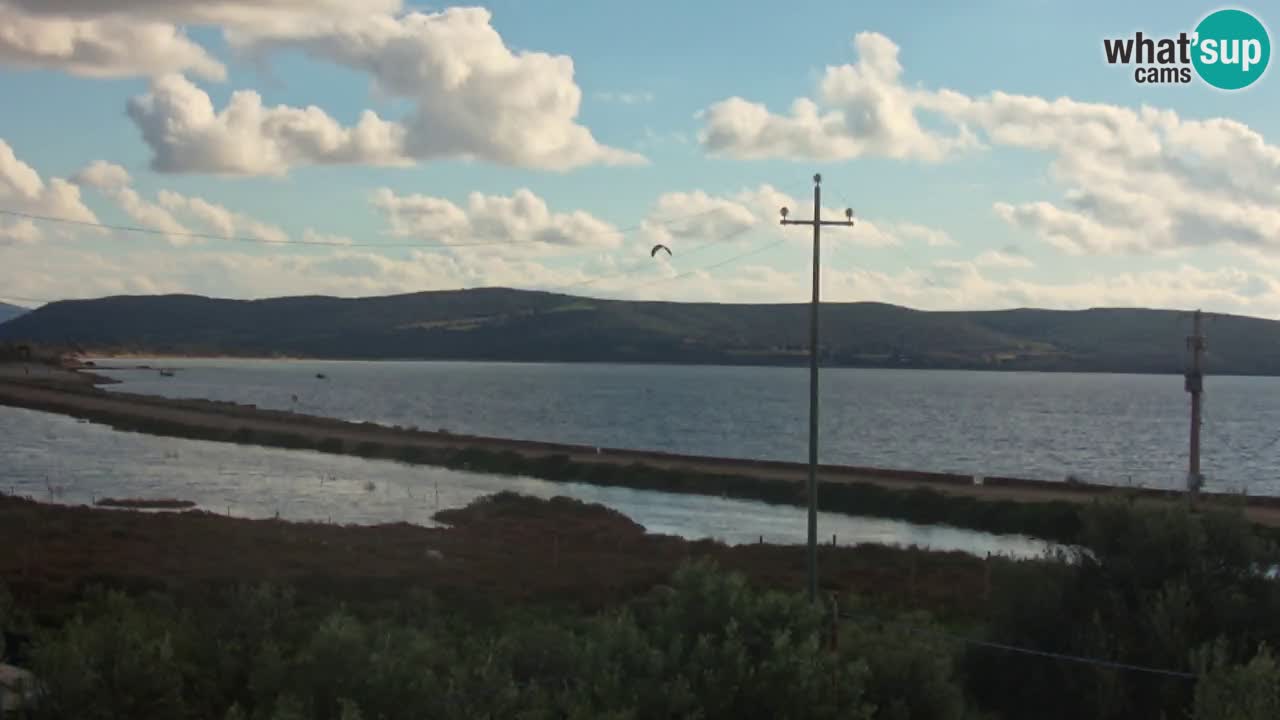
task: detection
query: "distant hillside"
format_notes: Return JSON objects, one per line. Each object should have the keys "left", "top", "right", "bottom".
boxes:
{"left": 0, "top": 301, "right": 27, "bottom": 325}
{"left": 1, "top": 288, "right": 1275, "bottom": 374}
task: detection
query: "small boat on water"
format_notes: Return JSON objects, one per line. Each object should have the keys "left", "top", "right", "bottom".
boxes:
{"left": 315, "top": 373, "right": 327, "bottom": 380}
{"left": 159, "top": 369, "right": 175, "bottom": 377}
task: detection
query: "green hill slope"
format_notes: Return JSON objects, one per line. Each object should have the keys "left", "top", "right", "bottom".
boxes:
{"left": 0, "top": 288, "right": 1261, "bottom": 374}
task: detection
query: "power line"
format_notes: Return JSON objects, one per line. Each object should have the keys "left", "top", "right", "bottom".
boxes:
{"left": 3, "top": 234, "right": 794, "bottom": 311}
{"left": 547, "top": 227, "right": 760, "bottom": 294}
{"left": 621, "top": 236, "right": 788, "bottom": 293}
{"left": 0, "top": 228, "right": 794, "bottom": 310}
{"left": 0, "top": 206, "right": 654, "bottom": 250}
{"left": 0, "top": 205, "right": 664, "bottom": 250}
{"left": 1, "top": 209, "right": 425, "bottom": 248}
{"left": 828, "top": 185, "right": 928, "bottom": 278}
{"left": 535, "top": 178, "right": 816, "bottom": 293}
{"left": 0, "top": 178, "right": 816, "bottom": 311}
{"left": 0, "top": 179, "right": 813, "bottom": 253}
{"left": 838, "top": 610, "right": 1198, "bottom": 681}
{"left": 939, "top": 631, "right": 1198, "bottom": 680}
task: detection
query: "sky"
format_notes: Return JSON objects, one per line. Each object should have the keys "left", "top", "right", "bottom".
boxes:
{"left": 1, "top": 0, "right": 1279, "bottom": 315}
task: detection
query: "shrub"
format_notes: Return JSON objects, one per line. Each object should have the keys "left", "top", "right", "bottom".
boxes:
{"left": 1193, "top": 643, "right": 1280, "bottom": 720}
{"left": 970, "top": 501, "right": 1280, "bottom": 720}
{"left": 841, "top": 609, "right": 966, "bottom": 720}
{"left": 21, "top": 563, "right": 884, "bottom": 720}
{"left": 31, "top": 591, "right": 187, "bottom": 720}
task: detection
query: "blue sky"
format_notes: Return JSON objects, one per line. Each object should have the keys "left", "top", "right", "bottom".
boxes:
{"left": 0, "top": 0, "right": 1278, "bottom": 315}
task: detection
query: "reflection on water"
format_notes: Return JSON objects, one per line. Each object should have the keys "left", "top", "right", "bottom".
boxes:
{"left": 3, "top": 406, "right": 1050, "bottom": 559}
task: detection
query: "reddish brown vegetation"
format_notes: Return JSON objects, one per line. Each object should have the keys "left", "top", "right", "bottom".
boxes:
{"left": 0, "top": 492, "right": 993, "bottom": 621}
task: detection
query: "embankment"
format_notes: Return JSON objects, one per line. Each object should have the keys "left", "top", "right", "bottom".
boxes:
{"left": 0, "top": 376, "right": 1271, "bottom": 544}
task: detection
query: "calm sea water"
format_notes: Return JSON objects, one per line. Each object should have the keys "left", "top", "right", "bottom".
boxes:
{"left": 93, "top": 358, "right": 1280, "bottom": 494}
{"left": 0, "top": 406, "right": 1048, "bottom": 557}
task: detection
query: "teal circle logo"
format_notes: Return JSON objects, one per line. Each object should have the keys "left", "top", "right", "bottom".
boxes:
{"left": 1192, "top": 9, "right": 1270, "bottom": 90}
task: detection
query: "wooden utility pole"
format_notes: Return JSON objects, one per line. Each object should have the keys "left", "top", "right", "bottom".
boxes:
{"left": 780, "top": 174, "right": 855, "bottom": 602}
{"left": 1185, "top": 309, "right": 1205, "bottom": 495}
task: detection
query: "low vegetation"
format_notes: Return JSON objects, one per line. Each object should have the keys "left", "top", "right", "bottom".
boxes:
{"left": 434, "top": 448, "right": 1088, "bottom": 543}
{"left": 2, "top": 493, "right": 1280, "bottom": 718}
{"left": 93, "top": 497, "right": 196, "bottom": 509}
{"left": 972, "top": 501, "right": 1280, "bottom": 719}
{"left": 0, "top": 343, "right": 69, "bottom": 366}
{"left": 6, "top": 563, "right": 895, "bottom": 720}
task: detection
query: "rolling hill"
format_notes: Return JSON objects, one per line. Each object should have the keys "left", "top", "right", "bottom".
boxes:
{"left": 0, "top": 301, "right": 28, "bottom": 325}
{"left": 0, "top": 288, "right": 1275, "bottom": 374}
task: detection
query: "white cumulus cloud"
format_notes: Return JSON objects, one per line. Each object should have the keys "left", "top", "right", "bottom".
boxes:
{"left": 72, "top": 160, "right": 194, "bottom": 243}
{"left": 244, "top": 7, "right": 644, "bottom": 171}
{"left": 122, "top": 7, "right": 643, "bottom": 174}
{"left": 71, "top": 159, "right": 299, "bottom": 247}
{"left": 963, "top": 98, "right": 1280, "bottom": 255}
{"left": 126, "top": 74, "right": 411, "bottom": 176}
{"left": 894, "top": 222, "right": 954, "bottom": 247}
{"left": 640, "top": 190, "right": 759, "bottom": 248}
{"left": 4, "top": 3, "right": 639, "bottom": 174}
{"left": 699, "top": 32, "right": 977, "bottom": 162}
{"left": 372, "top": 187, "right": 624, "bottom": 251}
{"left": 156, "top": 190, "right": 289, "bottom": 244}
{"left": 0, "top": 0, "right": 395, "bottom": 81}
{"left": 0, "top": 138, "right": 98, "bottom": 244}
{"left": 702, "top": 31, "right": 1280, "bottom": 262}
{"left": 973, "top": 249, "right": 1034, "bottom": 269}
{"left": 0, "top": 5, "right": 226, "bottom": 79}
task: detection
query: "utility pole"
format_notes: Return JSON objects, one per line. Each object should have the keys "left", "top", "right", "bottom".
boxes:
{"left": 1185, "top": 309, "right": 1206, "bottom": 496}
{"left": 780, "top": 173, "right": 855, "bottom": 603}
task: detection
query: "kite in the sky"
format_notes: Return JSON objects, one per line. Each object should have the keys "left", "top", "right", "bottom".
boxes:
{"left": 650, "top": 244, "right": 672, "bottom": 258}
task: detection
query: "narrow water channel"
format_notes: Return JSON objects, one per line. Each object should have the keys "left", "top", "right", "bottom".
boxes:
{"left": 3, "top": 406, "right": 1054, "bottom": 558}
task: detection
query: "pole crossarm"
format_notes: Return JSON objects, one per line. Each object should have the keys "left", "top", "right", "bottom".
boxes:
{"left": 777, "top": 173, "right": 856, "bottom": 603}
{"left": 781, "top": 219, "right": 856, "bottom": 227}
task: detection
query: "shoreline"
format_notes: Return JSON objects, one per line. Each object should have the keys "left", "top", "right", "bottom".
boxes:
{"left": 77, "top": 353, "right": 1264, "bottom": 378}
{"left": 0, "top": 360, "right": 118, "bottom": 387}
{"left": 1, "top": 373, "right": 1275, "bottom": 541}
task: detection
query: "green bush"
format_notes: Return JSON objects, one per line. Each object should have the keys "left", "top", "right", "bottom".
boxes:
{"left": 841, "top": 610, "right": 966, "bottom": 720}
{"left": 1193, "top": 643, "right": 1280, "bottom": 720}
{"left": 16, "top": 500, "right": 1280, "bottom": 718}
{"left": 22, "top": 563, "right": 885, "bottom": 720}
{"left": 30, "top": 591, "right": 187, "bottom": 720}
{"left": 969, "top": 501, "right": 1280, "bottom": 720}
